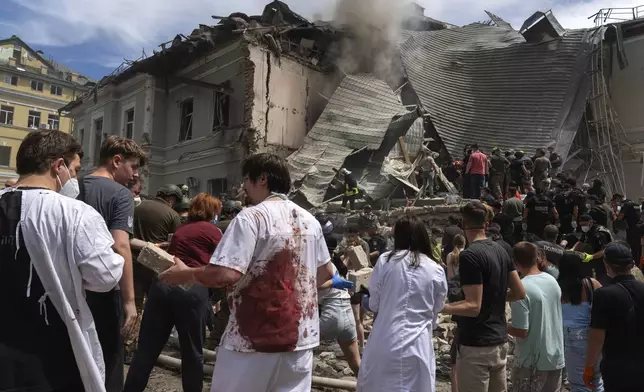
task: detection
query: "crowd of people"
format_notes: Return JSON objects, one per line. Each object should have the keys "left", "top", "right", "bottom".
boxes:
{"left": 2, "top": 129, "right": 644, "bottom": 392}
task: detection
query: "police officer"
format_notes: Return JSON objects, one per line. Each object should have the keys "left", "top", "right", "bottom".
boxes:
{"left": 554, "top": 182, "right": 576, "bottom": 236}
{"left": 340, "top": 168, "right": 359, "bottom": 211}
{"left": 523, "top": 180, "right": 558, "bottom": 240}
{"left": 573, "top": 214, "right": 613, "bottom": 285}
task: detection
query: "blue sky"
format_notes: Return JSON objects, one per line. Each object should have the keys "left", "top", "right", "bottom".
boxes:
{"left": 0, "top": 0, "right": 639, "bottom": 80}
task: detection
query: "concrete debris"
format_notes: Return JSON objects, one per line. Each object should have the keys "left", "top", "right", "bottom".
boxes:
{"left": 137, "top": 244, "right": 192, "bottom": 290}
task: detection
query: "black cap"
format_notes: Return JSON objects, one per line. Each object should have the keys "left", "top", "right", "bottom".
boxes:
{"left": 604, "top": 243, "right": 633, "bottom": 265}
{"left": 579, "top": 214, "right": 593, "bottom": 222}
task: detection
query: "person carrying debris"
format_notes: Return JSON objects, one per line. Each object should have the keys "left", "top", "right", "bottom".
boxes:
{"left": 340, "top": 168, "right": 359, "bottom": 211}
{"left": 160, "top": 153, "right": 334, "bottom": 392}
{"left": 0, "top": 130, "right": 124, "bottom": 392}
{"left": 489, "top": 147, "right": 509, "bottom": 200}
{"left": 419, "top": 146, "right": 439, "bottom": 198}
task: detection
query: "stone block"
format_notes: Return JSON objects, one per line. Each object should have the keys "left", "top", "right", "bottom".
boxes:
{"left": 137, "top": 243, "right": 191, "bottom": 290}
{"left": 347, "top": 245, "right": 370, "bottom": 270}
{"left": 348, "top": 268, "right": 373, "bottom": 291}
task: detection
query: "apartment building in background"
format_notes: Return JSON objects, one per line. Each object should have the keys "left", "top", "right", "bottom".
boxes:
{"left": 0, "top": 35, "right": 94, "bottom": 185}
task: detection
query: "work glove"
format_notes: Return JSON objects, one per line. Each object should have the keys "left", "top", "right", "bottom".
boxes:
{"left": 331, "top": 272, "right": 354, "bottom": 290}
{"left": 583, "top": 366, "right": 595, "bottom": 388}
{"left": 572, "top": 221, "right": 578, "bottom": 229}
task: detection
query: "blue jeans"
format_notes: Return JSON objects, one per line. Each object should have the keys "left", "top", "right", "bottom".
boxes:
{"left": 564, "top": 327, "right": 604, "bottom": 392}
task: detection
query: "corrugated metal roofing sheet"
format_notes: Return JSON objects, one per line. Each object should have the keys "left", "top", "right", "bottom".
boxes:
{"left": 399, "top": 25, "right": 592, "bottom": 160}
{"left": 287, "top": 74, "right": 412, "bottom": 205}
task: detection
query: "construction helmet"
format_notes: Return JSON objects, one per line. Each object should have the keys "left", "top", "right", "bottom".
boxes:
{"left": 176, "top": 197, "right": 190, "bottom": 212}
{"left": 157, "top": 184, "right": 183, "bottom": 200}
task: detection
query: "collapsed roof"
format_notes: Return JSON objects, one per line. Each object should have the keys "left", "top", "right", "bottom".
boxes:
{"left": 399, "top": 23, "right": 595, "bottom": 161}
{"left": 287, "top": 74, "right": 419, "bottom": 206}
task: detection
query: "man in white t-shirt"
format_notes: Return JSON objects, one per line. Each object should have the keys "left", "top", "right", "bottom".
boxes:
{"left": 161, "top": 153, "right": 334, "bottom": 392}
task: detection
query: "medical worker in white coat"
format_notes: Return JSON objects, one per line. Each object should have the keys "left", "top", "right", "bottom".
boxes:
{"left": 0, "top": 130, "right": 124, "bottom": 392}
{"left": 358, "top": 215, "right": 448, "bottom": 392}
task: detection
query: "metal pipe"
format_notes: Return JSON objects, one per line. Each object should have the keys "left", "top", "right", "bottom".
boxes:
{"left": 156, "top": 354, "right": 357, "bottom": 390}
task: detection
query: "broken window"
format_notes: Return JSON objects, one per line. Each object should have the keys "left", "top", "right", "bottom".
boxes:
{"left": 179, "top": 98, "right": 193, "bottom": 141}
{"left": 13, "top": 48, "right": 21, "bottom": 65}
{"left": 93, "top": 117, "right": 103, "bottom": 162}
{"left": 0, "top": 146, "right": 10, "bottom": 167}
{"left": 0, "top": 105, "right": 14, "bottom": 125}
{"left": 208, "top": 178, "right": 228, "bottom": 197}
{"left": 47, "top": 114, "right": 59, "bottom": 130}
{"left": 28, "top": 111, "right": 41, "bottom": 128}
{"left": 125, "top": 108, "right": 134, "bottom": 139}
{"left": 30, "top": 80, "right": 44, "bottom": 92}
{"left": 213, "top": 82, "right": 230, "bottom": 128}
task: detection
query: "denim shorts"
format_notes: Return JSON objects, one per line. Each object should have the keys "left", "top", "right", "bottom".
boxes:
{"left": 319, "top": 298, "right": 357, "bottom": 343}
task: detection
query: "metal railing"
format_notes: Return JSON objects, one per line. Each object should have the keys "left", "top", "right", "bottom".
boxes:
{"left": 589, "top": 5, "right": 644, "bottom": 26}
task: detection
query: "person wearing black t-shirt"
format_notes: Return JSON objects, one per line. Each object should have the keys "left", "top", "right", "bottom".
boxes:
{"left": 442, "top": 201, "right": 525, "bottom": 392}
{"left": 574, "top": 215, "right": 613, "bottom": 285}
{"left": 585, "top": 242, "right": 644, "bottom": 392}
{"left": 617, "top": 200, "right": 642, "bottom": 267}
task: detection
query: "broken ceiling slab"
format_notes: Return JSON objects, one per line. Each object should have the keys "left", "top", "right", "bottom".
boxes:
{"left": 288, "top": 73, "right": 416, "bottom": 206}
{"left": 399, "top": 23, "right": 594, "bottom": 161}
{"left": 520, "top": 10, "right": 566, "bottom": 42}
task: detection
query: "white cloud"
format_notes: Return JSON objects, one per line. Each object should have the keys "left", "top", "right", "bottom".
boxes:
{"left": 4, "top": 0, "right": 643, "bottom": 60}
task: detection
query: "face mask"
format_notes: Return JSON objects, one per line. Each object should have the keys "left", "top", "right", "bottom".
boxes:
{"left": 57, "top": 163, "right": 80, "bottom": 199}
{"left": 581, "top": 226, "right": 591, "bottom": 233}
{"left": 133, "top": 196, "right": 142, "bottom": 207}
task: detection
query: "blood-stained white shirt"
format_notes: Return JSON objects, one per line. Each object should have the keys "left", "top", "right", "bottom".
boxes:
{"left": 210, "top": 200, "right": 330, "bottom": 353}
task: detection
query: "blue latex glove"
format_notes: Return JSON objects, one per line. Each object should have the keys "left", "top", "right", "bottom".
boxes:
{"left": 331, "top": 272, "right": 354, "bottom": 290}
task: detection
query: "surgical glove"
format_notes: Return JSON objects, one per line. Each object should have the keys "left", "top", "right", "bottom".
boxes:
{"left": 583, "top": 366, "right": 595, "bottom": 388}
{"left": 331, "top": 272, "right": 354, "bottom": 290}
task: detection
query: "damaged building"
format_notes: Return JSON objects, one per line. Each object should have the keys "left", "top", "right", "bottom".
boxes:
{"left": 288, "top": 6, "right": 644, "bottom": 207}
{"left": 60, "top": 1, "right": 644, "bottom": 202}
{"left": 60, "top": 1, "right": 345, "bottom": 196}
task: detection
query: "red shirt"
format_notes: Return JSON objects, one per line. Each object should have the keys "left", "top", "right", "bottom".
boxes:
{"left": 468, "top": 151, "right": 488, "bottom": 175}
{"left": 168, "top": 221, "right": 222, "bottom": 268}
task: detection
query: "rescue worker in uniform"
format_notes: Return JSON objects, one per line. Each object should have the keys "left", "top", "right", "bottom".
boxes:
{"left": 573, "top": 214, "right": 613, "bottom": 285}
{"left": 523, "top": 181, "right": 558, "bottom": 240}
{"left": 532, "top": 148, "right": 551, "bottom": 188}
{"left": 510, "top": 151, "right": 529, "bottom": 193}
{"left": 489, "top": 147, "right": 508, "bottom": 200}
{"left": 340, "top": 168, "right": 359, "bottom": 211}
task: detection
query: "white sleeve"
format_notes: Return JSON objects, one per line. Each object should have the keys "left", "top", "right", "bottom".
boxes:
{"left": 74, "top": 209, "right": 124, "bottom": 292}
{"left": 315, "top": 226, "right": 331, "bottom": 267}
{"left": 210, "top": 215, "right": 257, "bottom": 274}
{"left": 368, "top": 255, "right": 384, "bottom": 313}
{"left": 432, "top": 266, "right": 448, "bottom": 327}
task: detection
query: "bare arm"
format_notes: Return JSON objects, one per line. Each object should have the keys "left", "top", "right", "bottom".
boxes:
{"left": 585, "top": 328, "right": 606, "bottom": 368}
{"left": 193, "top": 264, "right": 243, "bottom": 288}
{"left": 442, "top": 284, "right": 483, "bottom": 317}
{"left": 112, "top": 230, "right": 135, "bottom": 304}
{"left": 552, "top": 207, "right": 559, "bottom": 219}
{"left": 317, "top": 261, "right": 334, "bottom": 287}
{"left": 506, "top": 270, "right": 526, "bottom": 302}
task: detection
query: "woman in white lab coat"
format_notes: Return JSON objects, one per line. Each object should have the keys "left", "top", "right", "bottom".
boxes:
{"left": 358, "top": 216, "right": 448, "bottom": 392}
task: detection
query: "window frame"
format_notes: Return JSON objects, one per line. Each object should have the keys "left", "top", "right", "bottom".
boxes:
{"left": 179, "top": 98, "right": 194, "bottom": 142}
{"left": 47, "top": 114, "right": 60, "bottom": 130}
{"left": 0, "top": 105, "right": 14, "bottom": 125}
{"left": 50, "top": 84, "right": 63, "bottom": 96}
{"left": 30, "top": 80, "right": 44, "bottom": 92}
{"left": 3, "top": 74, "right": 18, "bottom": 86}
{"left": 28, "top": 110, "right": 41, "bottom": 129}
{"left": 124, "top": 108, "right": 135, "bottom": 139}
{"left": 207, "top": 178, "right": 228, "bottom": 197}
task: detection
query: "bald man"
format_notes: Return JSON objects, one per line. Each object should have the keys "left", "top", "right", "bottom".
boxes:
{"left": 4, "top": 178, "right": 17, "bottom": 188}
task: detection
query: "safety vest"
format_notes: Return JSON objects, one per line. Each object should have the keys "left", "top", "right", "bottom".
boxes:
{"left": 345, "top": 184, "right": 359, "bottom": 197}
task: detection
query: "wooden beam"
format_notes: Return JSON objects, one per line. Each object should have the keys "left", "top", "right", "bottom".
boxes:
{"left": 398, "top": 136, "right": 411, "bottom": 164}
{"left": 168, "top": 76, "right": 234, "bottom": 95}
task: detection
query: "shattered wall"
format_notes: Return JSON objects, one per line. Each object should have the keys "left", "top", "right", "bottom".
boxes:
{"left": 608, "top": 35, "right": 644, "bottom": 198}
{"left": 248, "top": 45, "right": 340, "bottom": 153}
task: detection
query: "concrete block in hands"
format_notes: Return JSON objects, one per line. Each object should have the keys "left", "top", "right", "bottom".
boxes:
{"left": 348, "top": 267, "right": 372, "bottom": 292}
{"left": 137, "top": 243, "right": 191, "bottom": 290}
